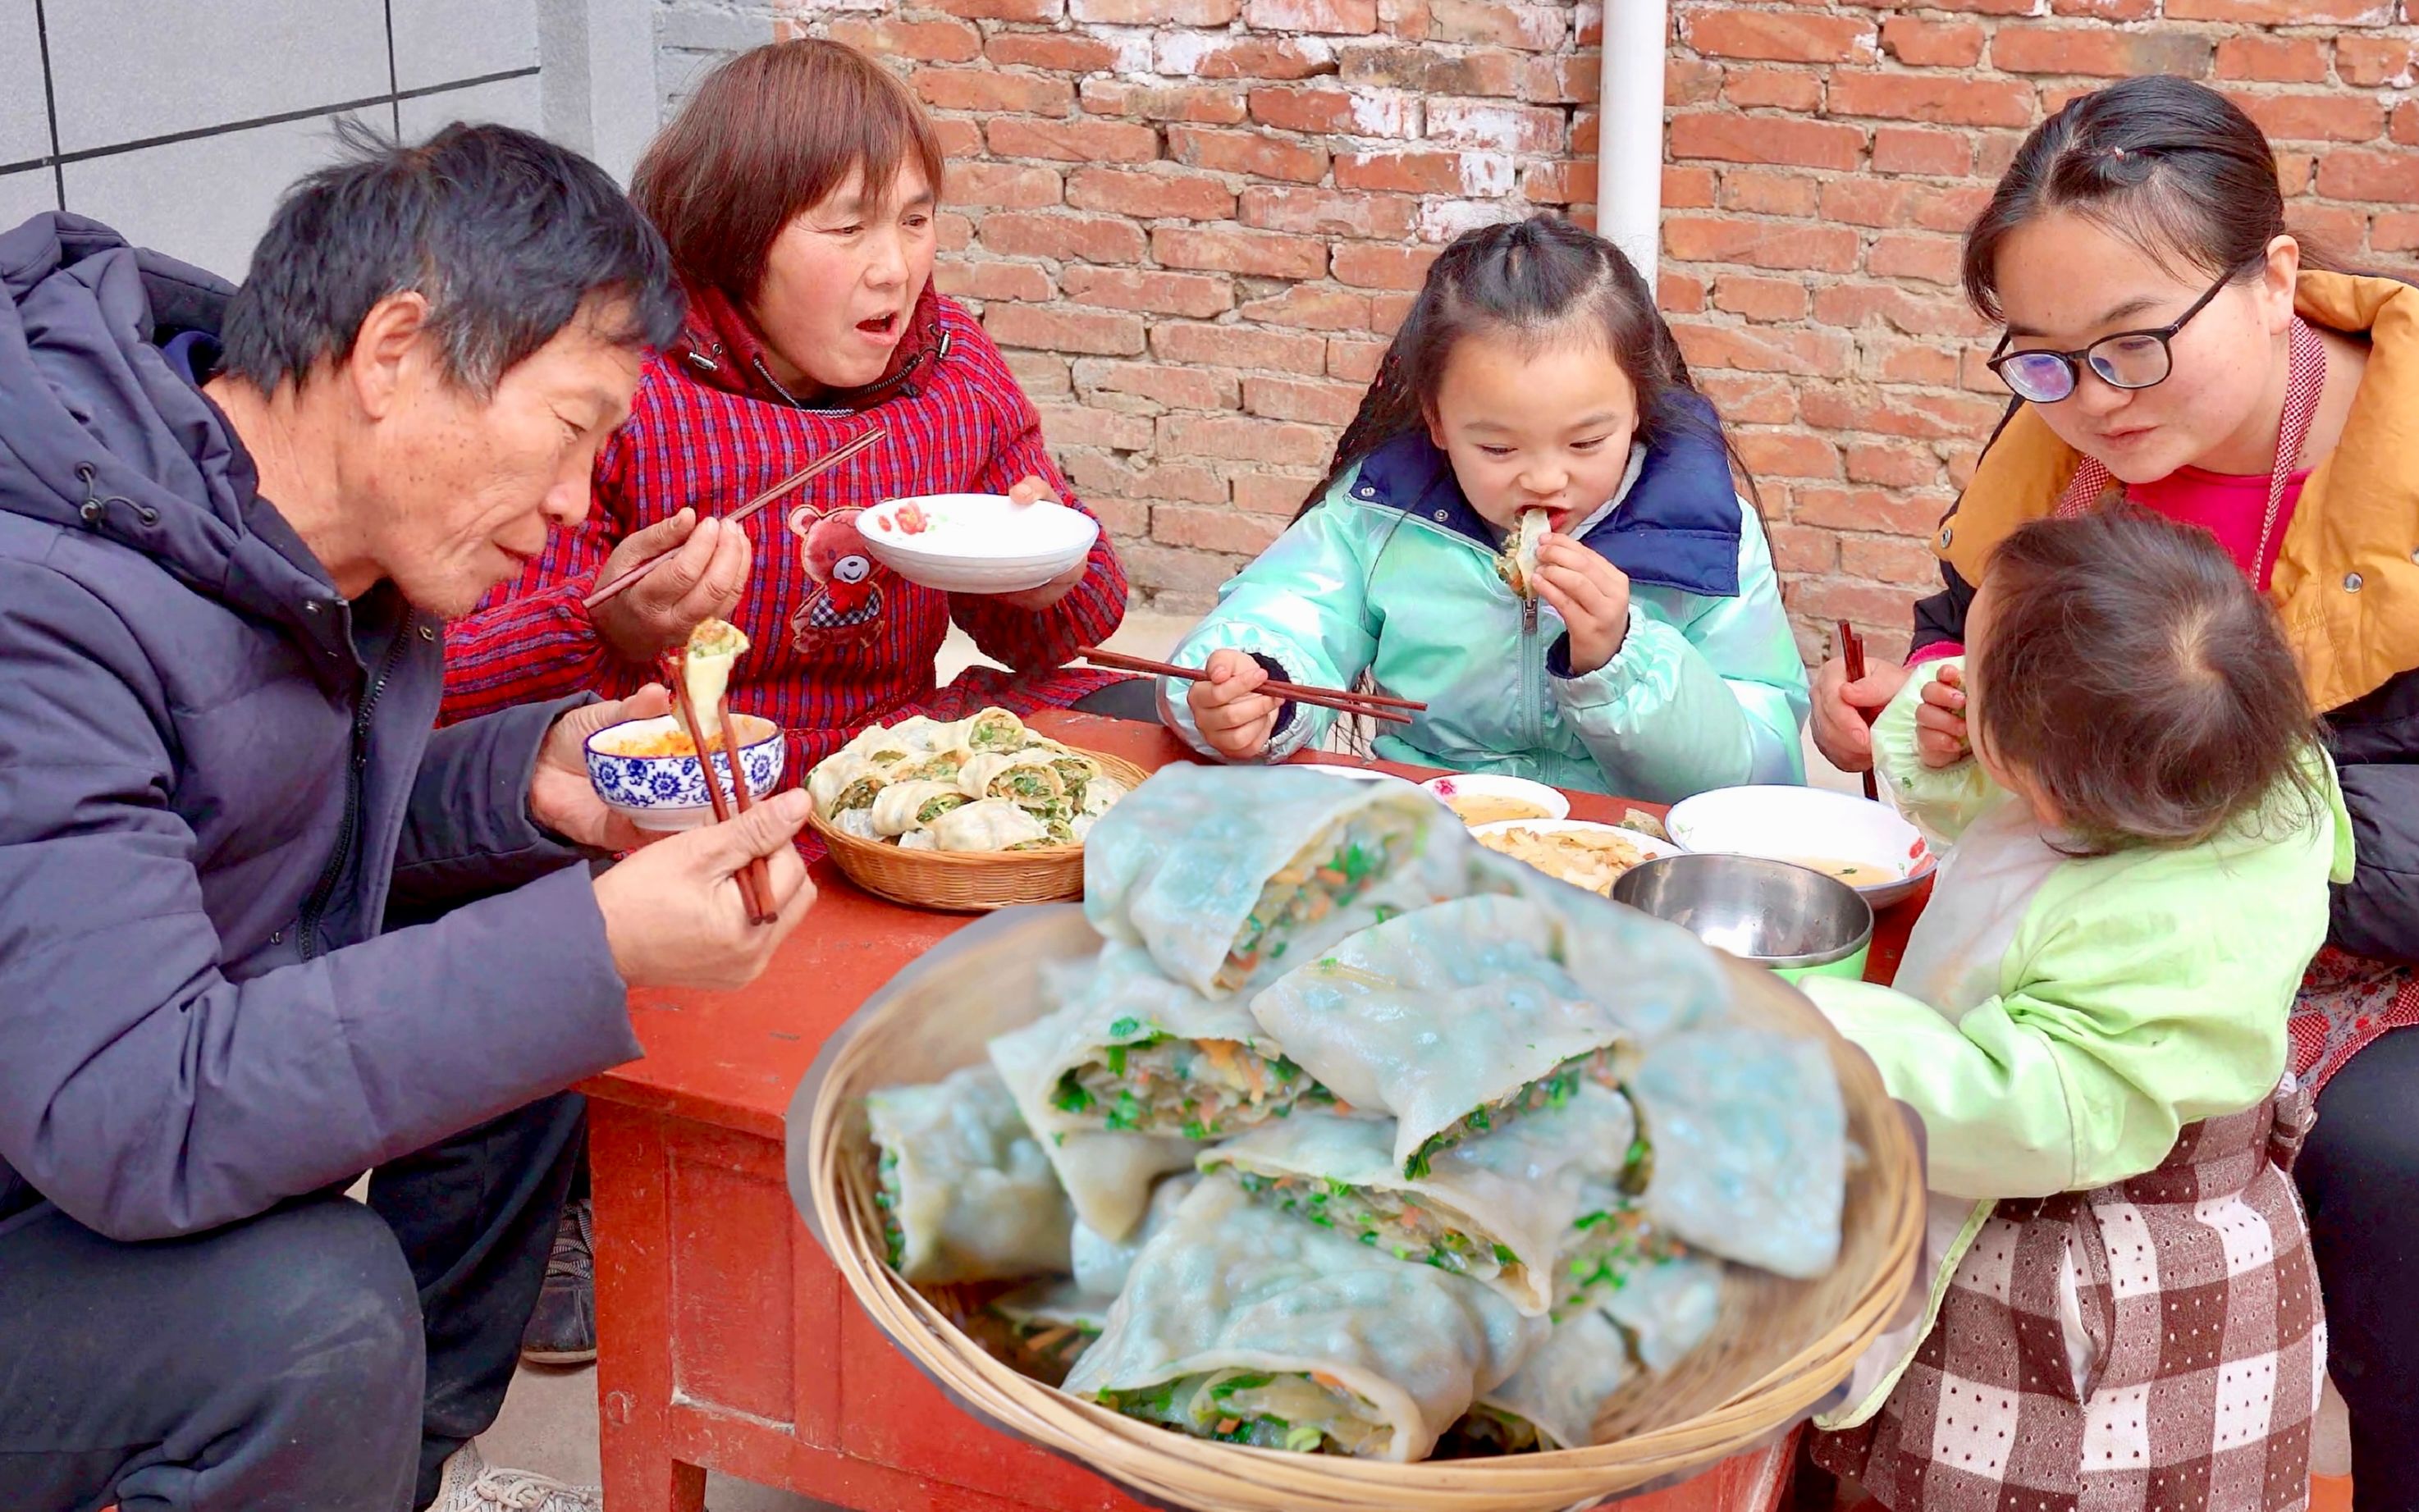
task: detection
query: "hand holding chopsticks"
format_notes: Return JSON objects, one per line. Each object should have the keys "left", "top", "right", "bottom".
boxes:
{"left": 1836, "top": 620, "right": 1880, "bottom": 802}
{"left": 585, "top": 426, "right": 885, "bottom": 613}
{"left": 664, "top": 650, "right": 779, "bottom": 926}
{"left": 1076, "top": 646, "right": 1424, "bottom": 726}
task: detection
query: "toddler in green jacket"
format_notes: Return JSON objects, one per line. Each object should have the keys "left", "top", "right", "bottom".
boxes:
{"left": 1806, "top": 506, "right": 2344, "bottom": 1509}
{"left": 1161, "top": 215, "right": 1807, "bottom": 802}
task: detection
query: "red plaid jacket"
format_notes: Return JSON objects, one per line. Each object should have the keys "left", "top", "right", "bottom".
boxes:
{"left": 438, "top": 283, "right": 1127, "bottom": 771}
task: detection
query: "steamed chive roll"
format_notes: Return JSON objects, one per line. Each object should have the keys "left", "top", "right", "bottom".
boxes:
{"left": 1083, "top": 765, "right": 1477, "bottom": 998}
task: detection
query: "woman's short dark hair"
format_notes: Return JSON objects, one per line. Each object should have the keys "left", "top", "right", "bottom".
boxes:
{"left": 218, "top": 120, "right": 683, "bottom": 398}
{"left": 1962, "top": 75, "right": 2352, "bottom": 322}
{"left": 1302, "top": 213, "right": 1749, "bottom": 517}
{"left": 633, "top": 39, "right": 947, "bottom": 308}
{"left": 1970, "top": 505, "right": 2319, "bottom": 855}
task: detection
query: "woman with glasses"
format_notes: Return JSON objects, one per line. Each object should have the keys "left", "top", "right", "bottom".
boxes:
{"left": 1811, "top": 75, "right": 2419, "bottom": 1506}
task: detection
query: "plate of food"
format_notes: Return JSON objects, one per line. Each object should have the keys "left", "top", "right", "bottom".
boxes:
{"left": 790, "top": 765, "right": 1924, "bottom": 1505}
{"left": 1420, "top": 772, "right": 1571, "bottom": 827}
{"left": 1470, "top": 818, "right": 1680, "bottom": 898}
{"left": 1663, "top": 785, "right": 1936, "bottom": 909}
{"left": 803, "top": 706, "right": 1145, "bottom": 909}
{"left": 859, "top": 493, "right": 1099, "bottom": 595}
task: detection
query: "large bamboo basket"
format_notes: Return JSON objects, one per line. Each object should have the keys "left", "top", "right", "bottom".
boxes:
{"left": 805, "top": 750, "right": 1152, "bottom": 911}
{"left": 789, "top": 906, "right": 1924, "bottom": 1511}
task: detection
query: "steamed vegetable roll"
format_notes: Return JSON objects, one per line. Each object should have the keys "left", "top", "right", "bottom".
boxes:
{"left": 1071, "top": 1171, "right": 1198, "bottom": 1299}
{"left": 990, "top": 1016, "right": 1200, "bottom": 1241}
{"left": 809, "top": 752, "right": 889, "bottom": 815}
{"left": 1248, "top": 896, "right": 1644, "bottom": 1178}
{"left": 1018, "top": 944, "right": 1327, "bottom": 1141}
{"left": 929, "top": 797, "right": 1049, "bottom": 852}
{"left": 1063, "top": 1175, "right": 1545, "bottom": 1461}
{"left": 1628, "top": 1027, "right": 1845, "bottom": 1279}
{"left": 1597, "top": 1250, "right": 1726, "bottom": 1373}
{"left": 863, "top": 1064, "right": 1073, "bottom": 1283}
{"left": 1084, "top": 765, "right": 1475, "bottom": 997}
{"left": 892, "top": 747, "right": 971, "bottom": 784}
{"left": 957, "top": 751, "right": 1068, "bottom": 811}
{"left": 1462, "top": 1308, "right": 1634, "bottom": 1452}
{"left": 1197, "top": 1081, "right": 1635, "bottom": 1315}
{"left": 869, "top": 779, "right": 970, "bottom": 837}
{"left": 965, "top": 706, "right": 1027, "bottom": 751}
{"left": 835, "top": 724, "right": 917, "bottom": 769}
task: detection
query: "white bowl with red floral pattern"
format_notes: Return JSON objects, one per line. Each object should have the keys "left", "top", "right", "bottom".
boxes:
{"left": 859, "top": 493, "right": 1097, "bottom": 595}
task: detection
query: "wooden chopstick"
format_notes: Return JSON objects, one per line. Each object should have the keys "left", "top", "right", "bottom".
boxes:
{"left": 664, "top": 651, "right": 776, "bottom": 925}
{"left": 583, "top": 426, "right": 886, "bottom": 611}
{"left": 714, "top": 690, "right": 780, "bottom": 929}
{"left": 1074, "top": 646, "right": 1420, "bottom": 726}
{"left": 1837, "top": 619, "right": 1880, "bottom": 802}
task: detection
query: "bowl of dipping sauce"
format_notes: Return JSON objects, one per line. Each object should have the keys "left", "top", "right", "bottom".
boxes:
{"left": 1663, "top": 785, "right": 1934, "bottom": 910}
{"left": 585, "top": 713, "right": 785, "bottom": 832}
{"left": 1420, "top": 772, "right": 1571, "bottom": 828}
{"left": 1612, "top": 852, "right": 1873, "bottom": 980}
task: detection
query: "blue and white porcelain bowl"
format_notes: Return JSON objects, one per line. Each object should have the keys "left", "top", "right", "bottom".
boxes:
{"left": 584, "top": 714, "right": 786, "bottom": 833}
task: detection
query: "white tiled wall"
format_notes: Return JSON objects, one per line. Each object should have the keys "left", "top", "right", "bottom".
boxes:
{"left": 0, "top": 0, "right": 553, "bottom": 279}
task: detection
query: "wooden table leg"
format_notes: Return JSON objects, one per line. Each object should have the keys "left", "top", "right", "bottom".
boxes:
{"left": 592, "top": 1101, "right": 708, "bottom": 1512}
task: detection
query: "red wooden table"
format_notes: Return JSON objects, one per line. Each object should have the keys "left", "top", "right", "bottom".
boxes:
{"left": 585, "top": 712, "right": 1925, "bottom": 1511}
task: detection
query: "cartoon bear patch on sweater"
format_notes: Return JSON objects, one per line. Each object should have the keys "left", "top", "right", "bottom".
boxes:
{"left": 786, "top": 504, "right": 887, "bottom": 651}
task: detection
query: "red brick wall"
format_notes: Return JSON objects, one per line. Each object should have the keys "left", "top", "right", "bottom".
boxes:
{"left": 777, "top": 0, "right": 2419, "bottom": 658}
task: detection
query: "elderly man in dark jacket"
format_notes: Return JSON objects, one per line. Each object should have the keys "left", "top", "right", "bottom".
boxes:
{"left": 0, "top": 127, "right": 816, "bottom": 1512}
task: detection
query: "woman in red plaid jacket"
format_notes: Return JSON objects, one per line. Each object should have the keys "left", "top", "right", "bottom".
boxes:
{"left": 439, "top": 39, "right": 1132, "bottom": 768}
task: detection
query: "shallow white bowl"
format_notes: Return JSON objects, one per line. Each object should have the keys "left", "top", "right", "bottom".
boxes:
{"left": 584, "top": 714, "right": 785, "bottom": 833}
{"left": 859, "top": 493, "right": 1098, "bottom": 595}
{"left": 1420, "top": 771, "right": 1572, "bottom": 825}
{"left": 1664, "top": 784, "right": 1936, "bottom": 909}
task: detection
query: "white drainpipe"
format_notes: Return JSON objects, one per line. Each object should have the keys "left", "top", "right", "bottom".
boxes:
{"left": 1596, "top": 0, "right": 1670, "bottom": 281}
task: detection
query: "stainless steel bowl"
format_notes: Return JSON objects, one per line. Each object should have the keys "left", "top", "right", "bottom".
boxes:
{"left": 1611, "top": 853, "right": 1873, "bottom": 971}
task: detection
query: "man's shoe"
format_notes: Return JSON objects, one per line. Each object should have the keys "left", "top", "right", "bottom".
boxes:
{"left": 519, "top": 1197, "right": 597, "bottom": 1367}
{"left": 430, "top": 1441, "right": 600, "bottom": 1512}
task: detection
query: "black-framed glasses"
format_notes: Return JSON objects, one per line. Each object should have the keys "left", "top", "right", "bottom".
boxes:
{"left": 1985, "top": 265, "right": 2239, "bottom": 404}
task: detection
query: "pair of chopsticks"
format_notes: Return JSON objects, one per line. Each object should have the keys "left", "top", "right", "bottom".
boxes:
{"left": 1076, "top": 646, "right": 1425, "bottom": 726}
{"left": 662, "top": 650, "right": 777, "bottom": 926}
{"left": 1836, "top": 620, "right": 1880, "bottom": 802}
{"left": 583, "top": 426, "right": 886, "bottom": 612}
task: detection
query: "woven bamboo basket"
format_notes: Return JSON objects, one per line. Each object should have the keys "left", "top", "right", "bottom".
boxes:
{"left": 791, "top": 906, "right": 1926, "bottom": 1511}
{"left": 805, "top": 750, "right": 1152, "bottom": 911}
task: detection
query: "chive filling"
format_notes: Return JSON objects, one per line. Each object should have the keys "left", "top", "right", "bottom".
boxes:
{"left": 1048, "top": 1028, "right": 1316, "bottom": 1138}
{"left": 1402, "top": 1047, "right": 1626, "bottom": 1179}
{"left": 1096, "top": 1368, "right": 1388, "bottom": 1456}
{"left": 1218, "top": 813, "right": 1422, "bottom": 990}
{"left": 1220, "top": 1169, "right": 1520, "bottom": 1281}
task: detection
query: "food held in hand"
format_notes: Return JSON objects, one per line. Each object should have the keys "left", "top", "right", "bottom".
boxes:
{"left": 1496, "top": 508, "right": 1548, "bottom": 599}
{"left": 679, "top": 617, "right": 751, "bottom": 738}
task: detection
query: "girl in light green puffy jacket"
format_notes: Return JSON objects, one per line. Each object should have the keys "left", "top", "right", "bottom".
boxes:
{"left": 1159, "top": 216, "right": 1808, "bottom": 802}
{"left": 1803, "top": 507, "right": 2344, "bottom": 1506}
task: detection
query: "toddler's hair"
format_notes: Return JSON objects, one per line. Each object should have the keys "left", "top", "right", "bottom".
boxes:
{"left": 1973, "top": 505, "right": 2317, "bottom": 853}
{"left": 1300, "top": 214, "right": 1747, "bottom": 517}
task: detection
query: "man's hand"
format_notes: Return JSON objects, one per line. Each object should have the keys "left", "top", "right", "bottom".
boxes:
{"left": 592, "top": 790, "right": 818, "bottom": 991}
{"left": 1530, "top": 534, "right": 1632, "bottom": 676}
{"left": 530, "top": 685, "right": 679, "bottom": 852}
{"left": 591, "top": 509, "right": 751, "bottom": 665}
{"left": 1809, "top": 656, "right": 1912, "bottom": 774}
{"left": 1913, "top": 662, "right": 1971, "bottom": 769}
{"left": 990, "top": 477, "right": 1087, "bottom": 611}
{"left": 1187, "top": 648, "right": 1283, "bottom": 761}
